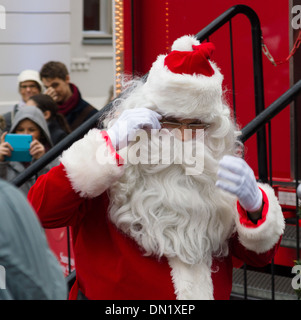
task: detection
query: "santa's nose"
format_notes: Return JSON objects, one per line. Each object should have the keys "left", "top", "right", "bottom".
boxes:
{"left": 174, "top": 127, "right": 197, "bottom": 141}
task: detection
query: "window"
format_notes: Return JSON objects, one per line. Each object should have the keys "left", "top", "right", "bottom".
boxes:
{"left": 83, "top": 0, "right": 112, "bottom": 44}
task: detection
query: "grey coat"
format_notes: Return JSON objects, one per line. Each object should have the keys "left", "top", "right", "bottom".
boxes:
{"left": 0, "top": 178, "right": 67, "bottom": 299}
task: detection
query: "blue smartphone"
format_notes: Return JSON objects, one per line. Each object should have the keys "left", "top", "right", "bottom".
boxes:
{"left": 4, "top": 134, "right": 33, "bottom": 162}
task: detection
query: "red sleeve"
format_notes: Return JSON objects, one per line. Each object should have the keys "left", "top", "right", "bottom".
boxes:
{"left": 28, "top": 163, "right": 85, "bottom": 228}
{"left": 28, "top": 131, "right": 123, "bottom": 228}
{"left": 236, "top": 187, "right": 268, "bottom": 228}
{"left": 231, "top": 188, "right": 281, "bottom": 266}
{"left": 230, "top": 233, "right": 281, "bottom": 267}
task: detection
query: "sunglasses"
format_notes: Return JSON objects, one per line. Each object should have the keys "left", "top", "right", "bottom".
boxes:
{"left": 160, "top": 119, "right": 210, "bottom": 130}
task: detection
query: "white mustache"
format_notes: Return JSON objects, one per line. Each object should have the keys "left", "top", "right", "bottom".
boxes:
{"left": 97, "top": 128, "right": 206, "bottom": 176}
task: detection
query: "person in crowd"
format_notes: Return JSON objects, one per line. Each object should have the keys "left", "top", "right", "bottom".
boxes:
{"left": 28, "top": 35, "right": 284, "bottom": 300}
{"left": 0, "top": 115, "right": 5, "bottom": 136}
{"left": 2, "top": 70, "right": 43, "bottom": 132}
{"left": 26, "top": 94, "right": 71, "bottom": 145}
{"left": 0, "top": 106, "right": 57, "bottom": 195}
{"left": 0, "top": 178, "right": 67, "bottom": 300}
{"left": 40, "top": 61, "right": 98, "bottom": 131}
{"left": 105, "top": 85, "right": 114, "bottom": 105}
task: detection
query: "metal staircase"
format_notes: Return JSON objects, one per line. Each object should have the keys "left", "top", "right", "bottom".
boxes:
{"left": 232, "top": 268, "right": 297, "bottom": 300}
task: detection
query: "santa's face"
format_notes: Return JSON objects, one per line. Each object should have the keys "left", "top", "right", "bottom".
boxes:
{"left": 159, "top": 117, "right": 211, "bottom": 142}
{"left": 119, "top": 127, "right": 206, "bottom": 176}
{"left": 108, "top": 123, "right": 238, "bottom": 265}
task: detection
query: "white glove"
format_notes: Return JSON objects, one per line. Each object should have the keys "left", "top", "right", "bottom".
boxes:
{"left": 106, "top": 108, "right": 162, "bottom": 150}
{"left": 216, "top": 155, "right": 262, "bottom": 212}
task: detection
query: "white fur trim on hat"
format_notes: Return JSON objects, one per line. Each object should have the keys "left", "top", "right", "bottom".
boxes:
{"left": 235, "top": 183, "right": 285, "bottom": 254}
{"left": 60, "top": 129, "right": 124, "bottom": 198}
{"left": 143, "top": 35, "right": 224, "bottom": 120}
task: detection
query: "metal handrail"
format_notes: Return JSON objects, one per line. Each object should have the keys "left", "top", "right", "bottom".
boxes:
{"left": 240, "top": 80, "right": 301, "bottom": 142}
{"left": 196, "top": 4, "right": 267, "bottom": 182}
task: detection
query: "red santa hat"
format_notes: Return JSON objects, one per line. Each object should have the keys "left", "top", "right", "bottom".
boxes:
{"left": 164, "top": 42, "right": 215, "bottom": 77}
{"left": 143, "top": 35, "right": 224, "bottom": 121}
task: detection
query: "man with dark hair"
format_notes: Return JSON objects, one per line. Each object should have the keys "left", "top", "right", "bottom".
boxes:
{"left": 40, "top": 61, "right": 98, "bottom": 131}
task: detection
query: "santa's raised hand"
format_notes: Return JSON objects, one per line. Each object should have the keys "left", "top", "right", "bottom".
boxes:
{"left": 107, "top": 108, "right": 162, "bottom": 150}
{"left": 216, "top": 155, "right": 263, "bottom": 214}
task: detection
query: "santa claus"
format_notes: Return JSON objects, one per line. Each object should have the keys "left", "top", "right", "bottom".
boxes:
{"left": 28, "top": 35, "right": 285, "bottom": 300}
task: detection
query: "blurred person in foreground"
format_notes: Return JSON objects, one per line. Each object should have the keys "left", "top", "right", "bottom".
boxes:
{"left": 28, "top": 35, "right": 284, "bottom": 300}
{"left": 0, "top": 178, "right": 66, "bottom": 299}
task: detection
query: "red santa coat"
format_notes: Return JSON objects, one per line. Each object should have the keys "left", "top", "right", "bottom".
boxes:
{"left": 28, "top": 129, "right": 285, "bottom": 300}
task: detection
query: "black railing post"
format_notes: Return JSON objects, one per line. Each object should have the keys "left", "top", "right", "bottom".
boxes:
{"left": 196, "top": 4, "right": 268, "bottom": 182}
{"left": 294, "top": 98, "right": 300, "bottom": 262}
{"left": 229, "top": 20, "right": 237, "bottom": 123}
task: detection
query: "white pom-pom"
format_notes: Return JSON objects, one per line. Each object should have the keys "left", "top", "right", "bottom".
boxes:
{"left": 171, "top": 35, "right": 200, "bottom": 52}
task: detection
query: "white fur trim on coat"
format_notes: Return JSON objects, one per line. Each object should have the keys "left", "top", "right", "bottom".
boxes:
{"left": 168, "top": 257, "right": 214, "bottom": 300}
{"left": 235, "top": 183, "right": 285, "bottom": 254}
{"left": 60, "top": 129, "right": 124, "bottom": 198}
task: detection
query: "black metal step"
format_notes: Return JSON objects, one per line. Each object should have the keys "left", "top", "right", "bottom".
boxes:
{"left": 281, "top": 224, "right": 301, "bottom": 248}
{"left": 231, "top": 268, "right": 297, "bottom": 300}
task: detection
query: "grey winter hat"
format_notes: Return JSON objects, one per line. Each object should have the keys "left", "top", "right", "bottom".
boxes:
{"left": 10, "top": 106, "right": 53, "bottom": 147}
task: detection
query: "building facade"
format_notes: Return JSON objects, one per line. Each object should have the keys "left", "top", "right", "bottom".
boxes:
{"left": 0, "top": 0, "right": 114, "bottom": 113}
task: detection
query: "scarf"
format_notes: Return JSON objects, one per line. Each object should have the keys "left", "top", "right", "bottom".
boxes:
{"left": 58, "top": 83, "right": 80, "bottom": 115}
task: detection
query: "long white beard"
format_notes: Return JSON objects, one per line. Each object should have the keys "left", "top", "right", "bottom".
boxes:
{"left": 108, "top": 130, "right": 237, "bottom": 265}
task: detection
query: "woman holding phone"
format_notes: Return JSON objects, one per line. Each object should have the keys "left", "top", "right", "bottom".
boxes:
{"left": 0, "top": 106, "right": 57, "bottom": 194}
{"left": 26, "top": 94, "right": 71, "bottom": 145}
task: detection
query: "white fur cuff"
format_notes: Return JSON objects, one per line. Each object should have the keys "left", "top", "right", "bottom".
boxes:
{"left": 235, "top": 183, "right": 285, "bottom": 254}
{"left": 60, "top": 129, "right": 124, "bottom": 198}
